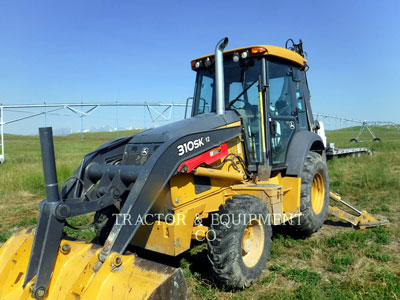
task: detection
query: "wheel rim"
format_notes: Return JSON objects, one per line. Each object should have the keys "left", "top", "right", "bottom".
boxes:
{"left": 311, "top": 172, "right": 325, "bottom": 214}
{"left": 241, "top": 219, "right": 264, "bottom": 268}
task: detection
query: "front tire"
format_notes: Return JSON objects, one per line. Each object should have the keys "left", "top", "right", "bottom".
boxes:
{"left": 207, "top": 195, "right": 272, "bottom": 289}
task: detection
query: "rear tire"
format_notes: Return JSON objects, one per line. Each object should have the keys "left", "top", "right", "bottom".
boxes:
{"left": 294, "top": 151, "right": 329, "bottom": 236}
{"left": 207, "top": 195, "right": 272, "bottom": 289}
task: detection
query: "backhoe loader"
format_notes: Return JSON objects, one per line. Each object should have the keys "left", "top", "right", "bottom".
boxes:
{"left": 0, "top": 37, "right": 387, "bottom": 299}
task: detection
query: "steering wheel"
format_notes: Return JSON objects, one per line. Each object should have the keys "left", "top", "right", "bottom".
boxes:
{"left": 227, "top": 98, "right": 246, "bottom": 109}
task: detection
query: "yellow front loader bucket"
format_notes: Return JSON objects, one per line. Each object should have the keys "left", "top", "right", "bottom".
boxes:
{"left": 0, "top": 228, "right": 187, "bottom": 300}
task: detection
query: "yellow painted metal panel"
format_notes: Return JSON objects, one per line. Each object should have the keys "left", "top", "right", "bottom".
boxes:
{"left": 192, "top": 45, "right": 306, "bottom": 68}
{"left": 0, "top": 229, "right": 187, "bottom": 300}
{"left": 131, "top": 204, "right": 205, "bottom": 256}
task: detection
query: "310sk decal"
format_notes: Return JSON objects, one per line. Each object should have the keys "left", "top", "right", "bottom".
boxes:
{"left": 177, "top": 136, "right": 210, "bottom": 156}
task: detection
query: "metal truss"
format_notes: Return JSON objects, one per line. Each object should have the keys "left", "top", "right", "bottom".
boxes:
{"left": 0, "top": 102, "right": 188, "bottom": 163}
{"left": 1, "top": 107, "right": 396, "bottom": 164}
{"left": 313, "top": 113, "right": 399, "bottom": 143}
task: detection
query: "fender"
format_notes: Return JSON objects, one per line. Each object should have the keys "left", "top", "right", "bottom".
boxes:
{"left": 285, "top": 130, "right": 325, "bottom": 176}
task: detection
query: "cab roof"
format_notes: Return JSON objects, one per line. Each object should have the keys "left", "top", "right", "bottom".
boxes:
{"left": 191, "top": 45, "right": 307, "bottom": 69}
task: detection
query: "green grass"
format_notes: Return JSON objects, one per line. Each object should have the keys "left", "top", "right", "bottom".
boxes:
{"left": 284, "top": 268, "right": 322, "bottom": 284}
{"left": 0, "top": 232, "right": 12, "bottom": 243}
{"left": 0, "top": 128, "right": 399, "bottom": 299}
{"left": 0, "top": 130, "right": 141, "bottom": 238}
{"left": 63, "top": 214, "right": 96, "bottom": 241}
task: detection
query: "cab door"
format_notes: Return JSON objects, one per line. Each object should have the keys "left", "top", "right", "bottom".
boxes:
{"left": 267, "top": 61, "right": 298, "bottom": 166}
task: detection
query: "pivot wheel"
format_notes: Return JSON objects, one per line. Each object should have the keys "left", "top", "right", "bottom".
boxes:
{"left": 291, "top": 151, "right": 330, "bottom": 236}
{"left": 207, "top": 195, "right": 272, "bottom": 288}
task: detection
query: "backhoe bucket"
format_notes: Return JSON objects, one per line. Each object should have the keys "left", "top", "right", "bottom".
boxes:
{"left": 0, "top": 229, "right": 188, "bottom": 300}
{"left": 329, "top": 192, "right": 390, "bottom": 229}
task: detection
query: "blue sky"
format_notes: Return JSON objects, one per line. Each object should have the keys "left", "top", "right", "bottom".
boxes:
{"left": 0, "top": 0, "right": 399, "bottom": 133}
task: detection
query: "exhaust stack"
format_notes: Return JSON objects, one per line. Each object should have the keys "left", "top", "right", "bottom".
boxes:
{"left": 215, "top": 37, "right": 229, "bottom": 115}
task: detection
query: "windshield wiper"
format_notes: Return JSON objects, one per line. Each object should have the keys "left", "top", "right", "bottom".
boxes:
{"left": 227, "top": 79, "right": 258, "bottom": 109}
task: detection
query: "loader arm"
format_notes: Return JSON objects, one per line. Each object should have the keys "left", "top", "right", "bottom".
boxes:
{"left": 100, "top": 125, "right": 242, "bottom": 257}
{"left": 22, "top": 111, "right": 242, "bottom": 298}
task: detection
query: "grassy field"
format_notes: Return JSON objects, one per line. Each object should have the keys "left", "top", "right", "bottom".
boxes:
{"left": 0, "top": 130, "right": 141, "bottom": 240}
{"left": 0, "top": 129, "right": 399, "bottom": 299}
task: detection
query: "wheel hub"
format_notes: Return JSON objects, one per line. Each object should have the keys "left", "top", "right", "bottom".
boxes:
{"left": 311, "top": 172, "right": 325, "bottom": 214}
{"left": 241, "top": 219, "right": 264, "bottom": 267}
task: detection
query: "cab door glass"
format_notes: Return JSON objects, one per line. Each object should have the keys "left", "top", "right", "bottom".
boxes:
{"left": 226, "top": 59, "right": 263, "bottom": 164}
{"left": 269, "top": 75, "right": 293, "bottom": 117}
{"left": 195, "top": 74, "right": 214, "bottom": 114}
{"left": 293, "top": 68, "right": 309, "bottom": 130}
{"left": 268, "top": 61, "right": 296, "bottom": 165}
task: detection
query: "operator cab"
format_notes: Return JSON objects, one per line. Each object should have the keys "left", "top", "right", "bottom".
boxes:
{"left": 191, "top": 40, "right": 315, "bottom": 173}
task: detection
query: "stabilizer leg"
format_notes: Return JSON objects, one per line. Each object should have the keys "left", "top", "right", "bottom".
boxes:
{"left": 329, "top": 192, "right": 389, "bottom": 229}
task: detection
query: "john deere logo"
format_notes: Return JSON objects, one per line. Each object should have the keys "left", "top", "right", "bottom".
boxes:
{"left": 141, "top": 147, "right": 149, "bottom": 156}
